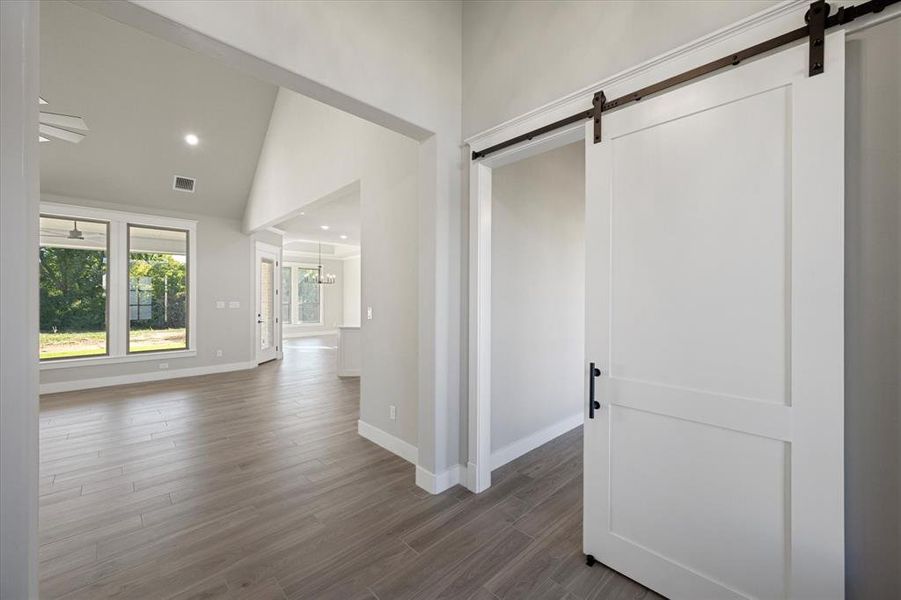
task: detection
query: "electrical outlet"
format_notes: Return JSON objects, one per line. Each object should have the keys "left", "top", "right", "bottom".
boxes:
{"left": 367, "top": 306, "right": 373, "bottom": 320}
{"left": 216, "top": 350, "right": 223, "bottom": 357}
{"left": 389, "top": 405, "right": 396, "bottom": 420}
{"left": 229, "top": 301, "right": 241, "bottom": 309}
{"left": 159, "top": 362, "right": 168, "bottom": 370}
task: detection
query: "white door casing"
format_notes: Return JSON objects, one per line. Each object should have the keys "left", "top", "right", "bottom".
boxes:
{"left": 584, "top": 31, "right": 844, "bottom": 600}
{"left": 255, "top": 243, "right": 280, "bottom": 364}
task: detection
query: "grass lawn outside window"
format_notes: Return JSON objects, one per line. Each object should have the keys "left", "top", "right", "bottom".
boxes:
{"left": 40, "top": 328, "right": 187, "bottom": 359}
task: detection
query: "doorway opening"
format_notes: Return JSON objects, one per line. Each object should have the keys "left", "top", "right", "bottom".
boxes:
{"left": 468, "top": 124, "right": 587, "bottom": 492}
{"left": 269, "top": 182, "right": 363, "bottom": 378}
{"left": 33, "top": 1, "right": 425, "bottom": 596}
{"left": 255, "top": 242, "right": 280, "bottom": 364}
{"left": 487, "top": 142, "right": 585, "bottom": 476}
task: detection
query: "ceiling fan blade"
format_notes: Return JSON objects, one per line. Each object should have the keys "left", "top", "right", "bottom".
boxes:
{"left": 40, "top": 112, "right": 88, "bottom": 131}
{"left": 39, "top": 124, "right": 85, "bottom": 144}
{"left": 40, "top": 229, "right": 105, "bottom": 238}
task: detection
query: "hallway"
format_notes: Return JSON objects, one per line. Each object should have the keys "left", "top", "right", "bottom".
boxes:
{"left": 38, "top": 336, "right": 655, "bottom": 599}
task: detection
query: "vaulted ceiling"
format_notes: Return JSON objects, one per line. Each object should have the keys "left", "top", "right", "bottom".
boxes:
{"left": 39, "top": 1, "right": 278, "bottom": 219}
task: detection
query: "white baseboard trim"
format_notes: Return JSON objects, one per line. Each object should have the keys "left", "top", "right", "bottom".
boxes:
{"left": 490, "top": 412, "right": 583, "bottom": 470}
{"left": 415, "top": 463, "right": 467, "bottom": 495}
{"left": 357, "top": 419, "right": 418, "bottom": 464}
{"left": 40, "top": 361, "right": 257, "bottom": 395}
{"left": 465, "top": 461, "right": 481, "bottom": 493}
{"left": 283, "top": 328, "right": 338, "bottom": 339}
{"left": 356, "top": 420, "right": 466, "bottom": 495}
{"left": 337, "top": 368, "right": 361, "bottom": 377}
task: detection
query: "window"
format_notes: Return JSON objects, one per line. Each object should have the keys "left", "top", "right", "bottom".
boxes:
{"left": 39, "top": 216, "right": 109, "bottom": 360}
{"left": 128, "top": 225, "right": 189, "bottom": 353}
{"left": 280, "top": 264, "right": 324, "bottom": 326}
{"left": 39, "top": 203, "right": 196, "bottom": 365}
{"left": 297, "top": 267, "right": 321, "bottom": 324}
{"left": 281, "top": 266, "right": 293, "bottom": 325}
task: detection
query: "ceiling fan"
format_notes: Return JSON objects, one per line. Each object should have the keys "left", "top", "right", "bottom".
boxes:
{"left": 39, "top": 97, "right": 89, "bottom": 144}
{"left": 40, "top": 220, "right": 104, "bottom": 242}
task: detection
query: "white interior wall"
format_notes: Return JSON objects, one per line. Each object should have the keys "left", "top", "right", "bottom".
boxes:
{"left": 0, "top": 2, "right": 39, "bottom": 597}
{"left": 844, "top": 19, "right": 901, "bottom": 600}
{"left": 360, "top": 167, "right": 420, "bottom": 448}
{"left": 250, "top": 88, "right": 420, "bottom": 449}
{"left": 282, "top": 255, "right": 344, "bottom": 336}
{"left": 38, "top": 195, "right": 263, "bottom": 391}
{"left": 247, "top": 90, "right": 365, "bottom": 232}
{"left": 343, "top": 255, "right": 362, "bottom": 327}
{"left": 490, "top": 142, "right": 585, "bottom": 467}
{"left": 462, "top": 0, "right": 778, "bottom": 137}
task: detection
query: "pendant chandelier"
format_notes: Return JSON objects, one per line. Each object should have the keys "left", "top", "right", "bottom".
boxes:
{"left": 316, "top": 241, "right": 336, "bottom": 285}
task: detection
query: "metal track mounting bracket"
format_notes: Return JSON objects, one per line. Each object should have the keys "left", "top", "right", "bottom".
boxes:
{"left": 807, "top": 0, "right": 829, "bottom": 76}
{"left": 592, "top": 91, "right": 606, "bottom": 144}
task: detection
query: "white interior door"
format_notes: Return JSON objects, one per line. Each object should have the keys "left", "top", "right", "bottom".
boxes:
{"left": 584, "top": 32, "right": 845, "bottom": 600}
{"left": 255, "top": 245, "right": 279, "bottom": 364}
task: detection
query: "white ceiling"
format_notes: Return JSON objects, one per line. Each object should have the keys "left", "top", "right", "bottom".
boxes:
{"left": 39, "top": 1, "right": 278, "bottom": 219}
{"left": 283, "top": 240, "right": 359, "bottom": 261}
{"left": 276, "top": 185, "right": 361, "bottom": 246}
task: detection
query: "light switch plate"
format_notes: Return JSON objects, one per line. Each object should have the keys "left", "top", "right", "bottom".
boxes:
{"left": 229, "top": 301, "right": 240, "bottom": 309}
{"left": 216, "top": 301, "right": 225, "bottom": 309}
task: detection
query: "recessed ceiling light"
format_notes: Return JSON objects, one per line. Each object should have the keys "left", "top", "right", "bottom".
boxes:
{"left": 299, "top": 212, "right": 305, "bottom": 216}
{"left": 340, "top": 235, "right": 347, "bottom": 240}
{"left": 184, "top": 133, "right": 199, "bottom": 146}
{"left": 320, "top": 225, "right": 329, "bottom": 230}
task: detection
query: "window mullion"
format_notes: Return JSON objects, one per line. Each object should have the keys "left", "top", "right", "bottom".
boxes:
{"left": 108, "top": 220, "right": 128, "bottom": 357}
{"left": 292, "top": 266, "right": 299, "bottom": 324}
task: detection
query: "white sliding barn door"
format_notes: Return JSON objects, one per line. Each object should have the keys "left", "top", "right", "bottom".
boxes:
{"left": 583, "top": 32, "right": 845, "bottom": 600}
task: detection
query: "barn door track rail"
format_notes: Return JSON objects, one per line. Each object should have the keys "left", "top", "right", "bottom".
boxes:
{"left": 471, "top": 0, "right": 897, "bottom": 160}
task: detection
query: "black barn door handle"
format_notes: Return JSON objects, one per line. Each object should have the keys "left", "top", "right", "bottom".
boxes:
{"left": 588, "top": 362, "right": 602, "bottom": 419}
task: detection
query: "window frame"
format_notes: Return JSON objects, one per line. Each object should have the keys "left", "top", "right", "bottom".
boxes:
{"left": 39, "top": 202, "right": 197, "bottom": 369}
{"left": 282, "top": 263, "right": 324, "bottom": 326}
{"left": 126, "top": 223, "right": 191, "bottom": 354}
{"left": 38, "top": 213, "right": 112, "bottom": 361}
{"left": 280, "top": 265, "right": 293, "bottom": 326}
{"left": 295, "top": 265, "right": 323, "bottom": 325}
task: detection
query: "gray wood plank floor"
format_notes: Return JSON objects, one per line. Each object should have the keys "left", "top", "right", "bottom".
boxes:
{"left": 39, "top": 336, "right": 661, "bottom": 600}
